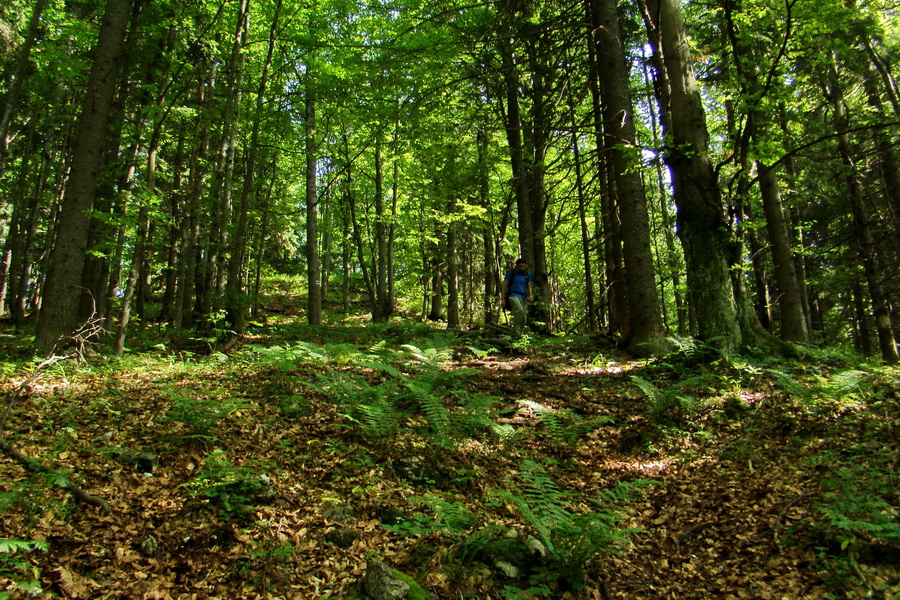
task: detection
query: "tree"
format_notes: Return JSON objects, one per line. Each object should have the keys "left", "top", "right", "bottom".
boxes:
{"left": 588, "top": 0, "right": 667, "bottom": 353}
{"left": 640, "top": 0, "right": 745, "bottom": 352}
{"left": 34, "top": 0, "right": 134, "bottom": 353}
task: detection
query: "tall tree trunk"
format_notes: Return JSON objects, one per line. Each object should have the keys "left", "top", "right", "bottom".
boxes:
{"left": 572, "top": 118, "right": 598, "bottom": 333}
{"left": 639, "top": 0, "right": 744, "bottom": 352}
{"left": 641, "top": 46, "right": 686, "bottom": 335}
{"left": 586, "top": 24, "right": 621, "bottom": 332}
{"left": 590, "top": 0, "right": 666, "bottom": 353}
{"left": 227, "top": 0, "right": 280, "bottom": 331}
{"left": 826, "top": 61, "right": 899, "bottom": 364}
{"left": 372, "top": 136, "right": 389, "bottom": 322}
{"left": 306, "top": 80, "right": 322, "bottom": 325}
{"left": 757, "top": 161, "right": 810, "bottom": 342}
{"left": 722, "top": 4, "right": 809, "bottom": 343}
{"left": 447, "top": 203, "right": 460, "bottom": 329}
{"left": 34, "top": 0, "right": 133, "bottom": 354}
{"left": 0, "top": 0, "right": 46, "bottom": 159}
{"left": 198, "top": 0, "right": 248, "bottom": 327}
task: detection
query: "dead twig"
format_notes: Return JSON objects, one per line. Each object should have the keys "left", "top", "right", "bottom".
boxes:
{"left": 0, "top": 438, "right": 111, "bottom": 512}
{"left": 0, "top": 310, "right": 112, "bottom": 512}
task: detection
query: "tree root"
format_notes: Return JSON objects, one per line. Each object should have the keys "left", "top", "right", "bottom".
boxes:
{"left": 0, "top": 439, "right": 111, "bottom": 513}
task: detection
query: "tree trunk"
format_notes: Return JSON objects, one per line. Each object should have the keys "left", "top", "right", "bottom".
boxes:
{"left": 572, "top": 118, "right": 597, "bottom": 333}
{"left": 0, "top": 0, "right": 46, "bottom": 159}
{"left": 34, "top": 0, "right": 133, "bottom": 354}
{"left": 447, "top": 206, "right": 460, "bottom": 329}
{"left": 198, "top": 0, "right": 248, "bottom": 328}
{"left": 590, "top": 0, "right": 666, "bottom": 353}
{"left": 826, "top": 63, "right": 898, "bottom": 363}
{"left": 306, "top": 81, "right": 322, "bottom": 325}
{"left": 640, "top": 0, "right": 744, "bottom": 352}
{"left": 372, "top": 136, "right": 389, "bottom": 322}
{"left": 227, "top": 0, "right": 280, "bottom": 331}
{"left": 757, "top": 161, "right": 810, "bottom": 342}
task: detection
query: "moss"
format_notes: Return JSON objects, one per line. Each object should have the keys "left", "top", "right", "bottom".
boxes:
{"left": 350, "top": 568, "right": 433, "bottom": 600}
{"left": 391, "top": 569, "right": 432, "bottom": 600}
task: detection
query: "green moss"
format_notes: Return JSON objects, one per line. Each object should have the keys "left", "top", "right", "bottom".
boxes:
{"left": 349, "top": 568, "right": 432, "bottom": 600}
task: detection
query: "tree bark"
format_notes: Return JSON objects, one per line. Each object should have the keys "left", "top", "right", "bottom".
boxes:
{"left": 640, "top": 0, "right": 743, "bottom": 352}
{"left": 0, "top": 0, "right": 46, "bottom": 159}
{"left": 34, "top": 0, "right": 133, "bottom": 354}
{"left": 590, "top": 0, "right": 666, "bottom": 354}
{"left": 373, "top": 136, "right": 389, "bottom": 322}
{"left": 306, "top": 80, "right": 322, "bottom": 325}
{"left": 826, "top": 61, "right": 898, "bottom": 364}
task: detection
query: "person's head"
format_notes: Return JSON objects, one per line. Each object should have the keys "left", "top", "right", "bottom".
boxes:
{"left": 515, "top": 258, "right": 527, "bottom": 272}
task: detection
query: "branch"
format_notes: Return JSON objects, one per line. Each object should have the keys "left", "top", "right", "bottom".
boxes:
{"left": 0, "top": 438, "right": 111, "bottom": 513}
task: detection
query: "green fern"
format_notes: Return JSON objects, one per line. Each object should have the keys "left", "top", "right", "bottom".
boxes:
{"left": 407, "top": 380, "right": 452, "bottom": 439}
{"left": 496, "top": 461, "right": 653, "bottom": 589}
{"left": 825, "top": 369, "right": 869, "bottom": 401}
{"left": 630, "top": 376, "right": 662, "bottom": 403}
{"left": 354, "top": 397, "right": 405, "bottom": 439}
{"left": 520, "top": 400, "right": 613, "bottom": 444}
{"left": 0, "top": 539, "right": 48, "bottom": 599}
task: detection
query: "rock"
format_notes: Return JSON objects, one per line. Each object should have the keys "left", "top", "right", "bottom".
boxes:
{"left": 324, "top": 526, "right": 356, "bottom": 548}
{"left": 323, "top": 501, "right": 356, "bottom": 524}
{"left": 91, "top": 430, "right": 117, "bottom": 445}
{"left": 362, "top": 560, "right": 410, "bottom": 600}
{"left": 494, "top": 560, "right": 520, "bottom": 578}
{"left": 135, "top": 452, "right": 159, "bottom": 473}
{"left": 139, "top": 535, "right": 159, "bottom": 557}
{"left": 250, "top": 474, "right": 277, "bottom": 503}
{"left": 359, "top": 559, "right": 435, "bottom": 600}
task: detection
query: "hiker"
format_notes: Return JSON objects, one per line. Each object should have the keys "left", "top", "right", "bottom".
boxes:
{"left": 500, "top": 258, "right": 534, "bottom": 338}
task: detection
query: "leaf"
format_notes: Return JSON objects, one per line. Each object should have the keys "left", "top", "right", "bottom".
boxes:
{"left": 56, "top": 567, "right": 89, "bottom": 599}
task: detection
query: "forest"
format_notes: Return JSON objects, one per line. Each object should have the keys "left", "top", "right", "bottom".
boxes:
{"left": 1, "top": 0, "right": 899, "bottom": 598}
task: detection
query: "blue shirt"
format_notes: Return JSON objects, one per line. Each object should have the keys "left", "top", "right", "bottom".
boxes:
{"left": 505, "top": 269, "right": 533, "bottom": 298}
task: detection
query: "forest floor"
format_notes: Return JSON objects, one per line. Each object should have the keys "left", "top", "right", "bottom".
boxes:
{"left": 1, "top": 291, "right": 899, "bottom": 600}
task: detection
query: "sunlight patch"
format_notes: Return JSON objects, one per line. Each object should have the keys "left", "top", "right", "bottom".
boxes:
{"left": 599, "top": 458, "right": 671, "bottom": 475}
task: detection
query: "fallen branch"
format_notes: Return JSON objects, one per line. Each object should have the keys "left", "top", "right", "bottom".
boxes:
{"left": 0, "top": 438, "right": 111, "bottom": 512}
{"left": 0, "top": 314, "right": 112, "bottom": 513}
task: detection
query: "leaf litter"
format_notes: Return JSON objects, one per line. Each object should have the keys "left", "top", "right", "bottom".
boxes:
{"left": 1, "top": 324, "right": 898, "bottom": 599}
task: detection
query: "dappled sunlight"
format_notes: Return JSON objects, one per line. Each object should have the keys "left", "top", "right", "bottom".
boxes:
{"left": 597, "top": 457, "right": 673, "bottom": 475}
{"left": 562, "top": 360, "right": 646, "bottom": 376}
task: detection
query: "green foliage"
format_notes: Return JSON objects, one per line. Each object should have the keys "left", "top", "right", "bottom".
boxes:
{"left": 490, "top": 460, "right": 652, "bottom": 591}
{"left": 239, "top": 538, "right": 297, "bottom": 593}
{"left": 162, "top": 385, "right": 252, "bottom": 441}
{"left": 183, "top": 450, "right": 274, "bottom": 521}
{"left": 308, "top": 343, "right": 498, "bottom": 448}
{"left": 630, "top": 375, "right": 697, "bottom": 428}
{"left": 517, "top": 400, "right": 614, "bottom": 445}
{"left": 806, "top": 454, "right": 900, "bottom": 555}
{"left": 309, "top": 371, "right": 408, "bottom": 439}
{"left": 383, "top": 495, "right": 478, "bottom": 537}
{"left": 0, "top": 539, "right": 48, "bottom": 600}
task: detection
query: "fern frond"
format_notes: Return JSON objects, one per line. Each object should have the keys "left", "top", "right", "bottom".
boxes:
{"left": 826, "top": 369, "right": 869, "bottom": 400}
{"left": 630, "top": 375, "right": 661, "bottom": 402}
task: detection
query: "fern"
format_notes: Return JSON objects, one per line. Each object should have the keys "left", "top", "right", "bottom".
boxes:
{"left": 0, "top": 539, "right": 48, "bottom": 599}
{"left": 496, "top": 461, "right": 653, "bottom": 589}
{"left": 519, "top": 400, "right": 613, "bottom": 444}
{"left": 825, "top": 369, "right": 869, "bottom": 401}
{"left": 407, "top": 380, "right": 452, "bottom": 440}
{"left": 0, "top": 540, "right": 48, "bottom": 554}
{"left": 354, "top": 397, "right": 405, "bottom": 439}
{"left": 630, "top": 375, "right": 697, "bottom": 427}
{"left": 630, "top": 376, "right": 662, "bottom": 403}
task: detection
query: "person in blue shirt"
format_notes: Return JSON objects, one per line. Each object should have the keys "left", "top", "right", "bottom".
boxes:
{"left": 500, "top": 258, "right": 534, "bottom": 338}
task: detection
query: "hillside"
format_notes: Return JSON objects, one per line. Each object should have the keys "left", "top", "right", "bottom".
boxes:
{"left": 1, "top": 300, "right": 898, "bottom": 599}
